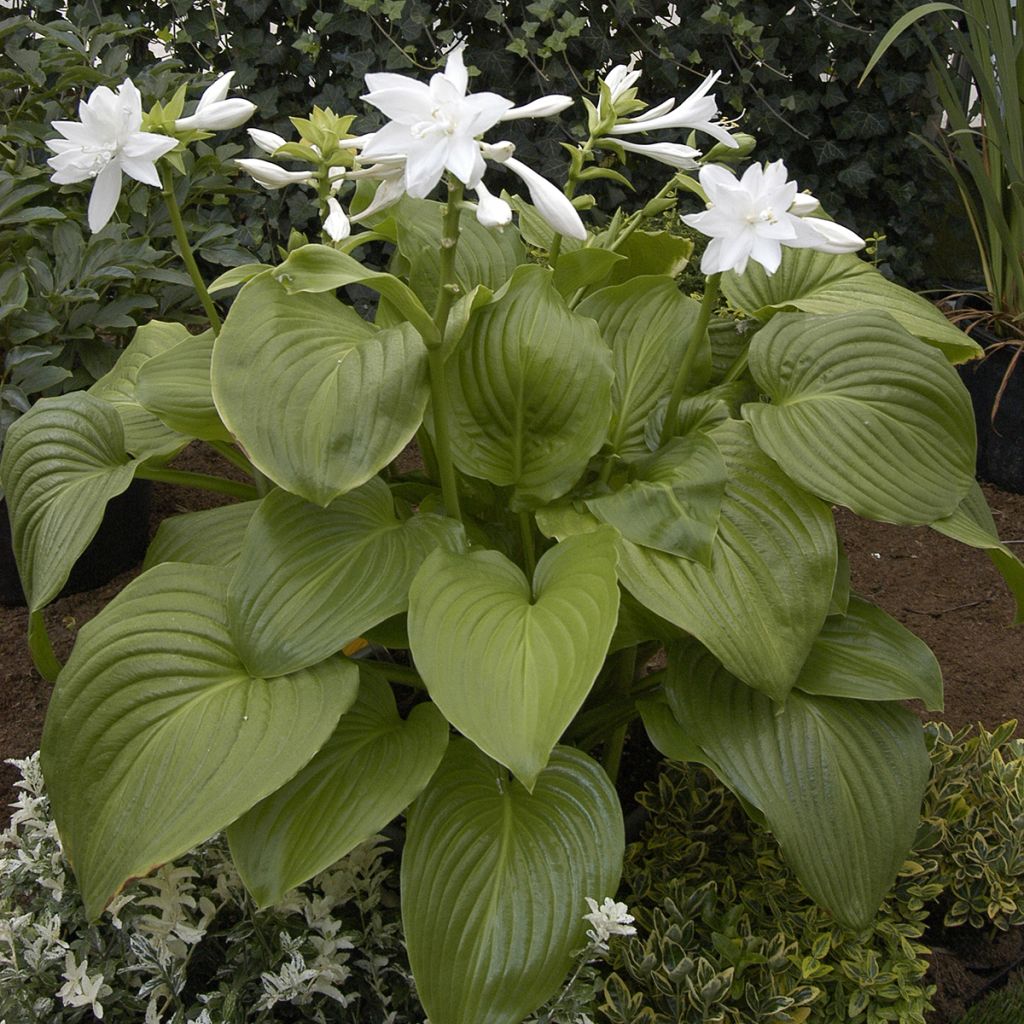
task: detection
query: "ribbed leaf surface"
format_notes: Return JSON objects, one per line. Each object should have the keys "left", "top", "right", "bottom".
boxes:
{"left": 402, "top": 742, "right": 623, "bottom": 1024}
{"left": 228, "top": 479, "right": 463, "bottom": 677}
{"left": 745, "top": 311, "right": 976, "bottom": 524}
{"left": 135, "top": 329, "right": 231, "bottom": 441}
{"left": 578, "top": 276, "right": 706, "bottom": 455}
{"left": 796, "top": 595, "right": 943, "bottom": 709}
{"left": 615, "top": 421, "right": 836, "bottom": 701}
{"left": 664, "top": 640, "right": 930, "bottom": 929}
{"left": 211, "top": 275, "right": 429, "bottom": 506}
{"left": 408, "top": 529, "right": 620, "bottom": 788}
{"left": 41, "top": 563, "right": 357, "bottom": 918}
{"left": 932, "top": 481, "right": 1024, "bottom": 623}
{"left": 722, "top": 245, "right": 981, "bottom": 362}
{"left": 0, "top": 392, "right": 139, "bottom": 610}
{"left": 88, "top": 321, "right": 191, "bottom": 458}
{"left": 143, "top": 500, "right": 261, "bottom": 570}
{"left": 229, "top": 675, "right": 448, "bottom": 907}
{"left": 447, "top": 265, "right": 613, "bottom": 507}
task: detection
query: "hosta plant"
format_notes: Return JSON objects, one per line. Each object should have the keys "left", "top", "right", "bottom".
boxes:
{"left": 3, "top": 42, "right": 1024, "bottom": 1024}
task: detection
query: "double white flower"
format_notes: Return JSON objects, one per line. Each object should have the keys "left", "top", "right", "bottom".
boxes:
{"left": 682, "top": 160, "right": 865, "bottom": 275}
{"left": 358, "top": 44, "right": 585, "bottom": 239}
{"left": 47, "top": 79, "right": 177, "bottom": 232}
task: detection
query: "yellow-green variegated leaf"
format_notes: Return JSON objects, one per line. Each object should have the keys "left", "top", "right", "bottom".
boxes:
{"left": 40, "top": 563, "right": 358, "bottom": 918}
{"left": 211, "top": 275, "right": 429, "bottom": 506}
{"left": 577, "top": 276, "right": 707, "bottom": 456}
{"left": 408, "top": 529, "right": 620, "bottom": 789}
{"left": 143, "top": 500, "right": 261, "bottom": 570}
{"left": 616, "top": 421, "right": 836, "bottom": 701}
{"left": 228, "top": 674, "right": 448, "bottom": 907}
{"left": 228, "top": 479, "right": 464, "bottom": 677}
{"left": 745, "top": 311, "right": 976, "bottom": 524}
{"left": 796, "top": 595, "right": 943, "bottom": 709}
{"left": 447, "top": 265, "right": 613, "bottom": 508}
{"left": 932, "top": 481, "right": 1024, "bottom": 623}
{"left": 88, "top": 320, "right": 191, "bottom": 458}
{"left": 135, "top": 329, "right": 231, "bottom": 441}
{"left": 722, "top": 246, "right": 982, "bottom": 362}
{"left": 664, "top": 639, "right": 930, "bottom": 930}
{"left": 0, "top": 392, "right": 141, "bottom": 611}
{"left": 402, "top": 741, "right": 623, "bottom": 1024}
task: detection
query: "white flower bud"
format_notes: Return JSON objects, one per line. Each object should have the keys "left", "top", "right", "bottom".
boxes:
{"left": 235, "top": 158, "right": 315, "bottom": 189}
{"left": 248, "top": 128, "right": 288, "bottom": 155}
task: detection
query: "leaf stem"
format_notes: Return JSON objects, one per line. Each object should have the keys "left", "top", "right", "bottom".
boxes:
{"left": 134, "top": 465, "right": 258, "bottom": 500}
{"left": 602, "top": 646, "right": 637, "bottom": 783}
{"left": 160, "top": 164, "right": 222, "bottom": 332}
{"left": 659, "top": 272, "right": 721, "bottom": 446}
{"left": 355, "top": 658, "right": 426, "bottom": 688}
{"left": 519, "top": 510, "right": 537, "bottom": 577}
{"left": 206, "top": 439, "right": 272, "bottom": 496}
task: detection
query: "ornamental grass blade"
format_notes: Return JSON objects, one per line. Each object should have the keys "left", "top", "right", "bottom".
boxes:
{"left": 407, "top": 529, "right": 620, "bottom": 789}
{"left": 0, "top": 392, "right": 141, "bottom": 611}
{"left": 211, "top": 274, "right": 429, "bottom": 506}
{"left": 402, "top": 741, "right": 624, "bottom": 1024}
{"left": 228, "top": 674, "right": 449, "bottom": 907}
{"left": 664, "top": 639, "right": 930, "bottom": 930}
{"left": 745, "top": 310, "right": 976, "bottom": 524}
{"left": 227, "top": 479, "right": 464, "bottom": 677}
{"left": 40, "top": 563, "right": 358, "bottom": 919}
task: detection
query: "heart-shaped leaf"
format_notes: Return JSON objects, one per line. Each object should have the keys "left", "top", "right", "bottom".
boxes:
{"left": 40, "top": 563, "right": 358, "bottom": 918}
{"left": 402, "top": 741, "right": 623, "bottom": 1024}
{"left": 135, "top": 328, "right": 232, "bottom": 441}
{"left": 408, "top": 529, "right": 620, "bottom": 788}
{"left": 664, "top": 640, "right": 930, "bottom": 930}
{"left": 722, "top": 245, "right": 981, "bottom": 362}
{"left": 446, "top": 264, "right": 613, "bottom": 508}
{"left": 745, "top": 311, "right": 976, "bottom": 524}
{"left": 211, "top": 274, "right": 429, "bottom": 506}
{"left": 585, "top": 433, "right": 726, "bottom": 563}
{"left": 0, "top": 392, "right": 141, "bottom": 611}
{"left": 577, "top": 276, "right": 707, "bottom": 456}
{"left": 228, "top": 478, "right": 464, "bottom": 677}
{"left": 604, "top": 229, "right": 694, "bottom": 285}
{"left": 143, "top": 500, "right": 261, "bottom": 570}
{"left": 228, "top": 674, "right": 448, "bottom": 906}
{"left": 796, "top": 594, "right": 943, "bottom": 709}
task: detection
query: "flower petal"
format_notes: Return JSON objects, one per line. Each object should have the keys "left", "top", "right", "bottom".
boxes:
{"left": 362, "top": 83, "right": 434, "bottom": 124}
{"left": 87, "top": 160, "right": 122, "bottom": 232}
{"left": 444, "top": 42, "right": 469, "bottom": 94}
{"left": 503, "top": 156, "right": 586, "bottom": 240}
{"left": 446, "top": 135, "right": 485, "bottom": 187}
{"left": 500, "top": 95, "right": 574, "bottom": 120}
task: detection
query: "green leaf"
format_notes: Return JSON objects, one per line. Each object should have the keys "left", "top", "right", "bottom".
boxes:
{"left": 745, "top": 311, "right": 976, "bottom": 524}
{"left": 228, "top": 479, "right": 464, "bottom": 677}
{"left": 143, "top": 500, "right": 261, "bottom": 570}
{"left": 0, "top": 392, "right": 140, "bottom": 611}
{"left": 615, "top": 421, "right": 836, "bottom": 701}
{"left": 135, "top": 329, "right": 231, "bottom": 442}
{"left": 228, "top": 674, "right": 448, "bottom": 906}
{"left": 447, "top": 265, "right": 613, "bottom": 507}
{"left": 551, "top": 247, "right": 626, "bottom": 298}
{"left": 585, "top": 433, "right": 726, "bottom": 563}
{"left": 604, "top": 229, "right": 694, "bottom": 285}
{"left": 796, "top": 595, "right": 943, "bottom": 709}
{"left": 88, "top": 320, "right": 191, "bottom": 458}
{"left": 40, "top": 563, "right": 358, "bottom": 918}
{"left": 637, "top": 695, "right": 709, "bottom": 765}
{"left": 211, "top": 275, "right": 429, "bottom": 506}
{"left": 402, "top": 741, "right": 623, "bottom": 1024}
{"left": 932, "top": 481, "right": 1024, "bottom": 623}
{"left": 722, "top": 246, "right": 981, "bottom": 363}
{"left": 664, "top": 640, "right": 930, "bottom": 930}
{"left": 208, "top": 263, "right": 273, "bottom": 294}
{"left": 274, "top": 244, "right": 439, "bottom": 348}
{"left": 577, "top": 276, "right": 706, "bottom": 456}
{"left": 408, "top": 529, "right": 620, "bottom": 789}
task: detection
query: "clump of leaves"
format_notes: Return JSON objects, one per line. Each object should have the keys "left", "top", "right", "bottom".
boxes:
{"left": 920, "top": 720, "right": 1024, "bottom": 931}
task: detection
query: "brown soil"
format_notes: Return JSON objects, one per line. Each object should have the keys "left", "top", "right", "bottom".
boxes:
{"left": 2, "top": 452, "right": 1023, "bottom": 1022}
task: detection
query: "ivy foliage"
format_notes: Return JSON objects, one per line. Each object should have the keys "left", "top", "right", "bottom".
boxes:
{"left": 50, "top": 0, "right": 956, "bottom": 283}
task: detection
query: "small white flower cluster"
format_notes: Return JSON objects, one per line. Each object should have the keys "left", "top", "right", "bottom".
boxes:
{"left": 583, "top": 895, "right": 637, "bottom": 952}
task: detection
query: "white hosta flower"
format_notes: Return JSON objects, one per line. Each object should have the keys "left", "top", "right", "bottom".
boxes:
{"left": 175, "top": 71, "right": 256, "bottom": 131}
{"left": 472, "top": 180, "right": 512, "bottom": 228}
{"left": 499, "top": 95, "right": 573, "bottom": 120}
{"left": 235, "top": 158, "right": 315, "bottom": 189}
{"left": 604, "top": 60, "right": 642, "bottom": 106}
{"left": 610, "top": 69, "right": 738, "bottom": 149}
{"left": 323, "top": 196, "right": 351, "bottom": 241}
{"left": 681, "top": 160, "right": 865, "bottom": 276}
{"left": 584, "top": 896, "right": 636, "bottom": 951}
{"left": 614, "top": 139, "right": 701, "bottom": 169}
{"left": 248, "top": 127, "right": 289, "bottom": 154}
{"left": 46, "top": 78, "right": 177, "bottom": 232}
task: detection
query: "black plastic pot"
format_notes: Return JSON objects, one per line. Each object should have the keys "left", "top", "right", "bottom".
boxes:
{"left": 0, "top": 479, "right": 152, "bottom": 607}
